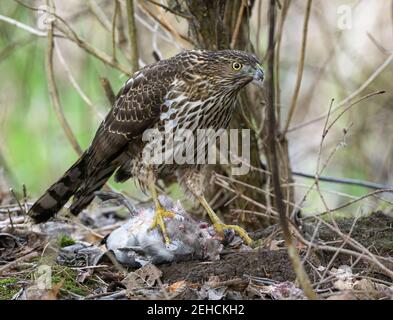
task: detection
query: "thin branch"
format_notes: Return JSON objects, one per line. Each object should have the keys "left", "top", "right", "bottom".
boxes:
{"left": 305, "top": 188, "right": 393, "bottom": 219}
{"left": 100, "top": 77, "right": 116, "bottom": 106}
{"left": 282, "top": 0, "right": 312, "bottom": 135}
{"left": 126, "top": 0, "right": 139, "bottom": 73}
{"left": 275, "top": 0, "right": 291, "bottom": 121}
{"left": 0, "top": 13, "right": 47, "bottom": 37}
{"left": 138, "top": 0, "right": 194, "bottom": 46}
{"left": 289, "top": 52, "right": 393, "bottom": 132}
{"left": 88, "top": 0, "right": 112, "bottom": 30}
{"left": 46, "top": 3, "right": 82, "bottom": 156}
{"left": 293, "top": 171, "right": 392, "bottom": 190}
{"left": 13, "top": 0, "right": 133, "bottom": 75}
{"left": 145, "top": 0, "right": 191, "bottom": 19}
{"left": 266, "top": 0, "right": 316, "bottom": 300}
{"left": 54, "top": 39, "right": 104, "bottom": 120}
{"left": 230, "top": 0, "right": 247, "bottom": 49}
{"left": 111, "top": 0, "right": 120, "bottom": 62}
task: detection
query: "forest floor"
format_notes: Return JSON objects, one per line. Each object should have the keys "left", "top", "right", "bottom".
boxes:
{"left": 1, "top": 194, "right": 393, "bottom": 300}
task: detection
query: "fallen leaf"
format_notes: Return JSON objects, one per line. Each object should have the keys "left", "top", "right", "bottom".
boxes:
{"left": 168, "top": 280, "right": 187, "bottom": 293}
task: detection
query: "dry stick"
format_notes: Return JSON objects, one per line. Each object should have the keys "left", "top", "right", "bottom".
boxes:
{"left": 112, "top": 0, "right": 120, "bottom": 62}
{"left": 275, "top": 0, "right": 292, "bottom": 120}
{"left": 146, "top": 0, "right": 191, "bottom": 19}
{"left": 138, "top": 1, "right": 193, "bottom": 47}
{"left": 266, "top": 0, "right": 316, "bottom": 300}
{"left": 304, "top": 188, "right": 393, "bottom": 219}
{"left": 100, "top": 78, "right": 116, "bottom": 106}
{"left": 88, "top": 0, "right": 112, "bottom": 30}
{"left": 294, "top": 228, "right": 393, "bottom": 280}
{"left": 306, "top": 215, "right": 393, "bottom": 279}
{"left": 292, "top": 171, "right": 393, "bottom": 190}
{"left": 314, "top": 99, "right": 338, "bottom": 228}
{"left": 0, "top": 13, "right": 47, "bottom": 37}
{"left": 214, "top": 173, "right": 301, "bottom": 210}
{"left": 315, "top": 216, "right": 359, "bottom": 290}
{"left": 46, "top": 8, "right": 83, "bottom": 156}
{"left": 230, "top": 0, "right": 247, "bottom": 49}
{"left": 10, "top": 188, "right": 25, "bottom": 214}
{"left": 289, "top": 51, "right": 393, "bottom": 132}
{"left": 12, "top": 0, "right": 132, "bottom": 75}
{"left": 0, "top": 251, "right": 39, "bottom": 274}
{"left": 54, "top": 40, "right": 104, "bottom": 120}
{"left": 126, "top": 0, "right": 139, "bottom": 74}
{"left": 282, "top": 0, "right": 312, "bottom": 136}
{"left": 213, "top": 178, "right": 279, "bottom": 216}
{"left": 291, "top": 90, "right": 385, "bottom": 218}
{"left": 54, "top": 22, "right": 132, "bottom": 76}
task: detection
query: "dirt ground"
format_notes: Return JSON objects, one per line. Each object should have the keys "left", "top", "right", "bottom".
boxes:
{"left": 1, "top": 207, "right": 393, "bottom": 300}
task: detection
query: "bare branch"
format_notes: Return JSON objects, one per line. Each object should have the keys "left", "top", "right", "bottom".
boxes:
{"left": 125, "top": 0, "right": 139, "bottom": 73}
{"left": 283, "top": 0, "right": 312, "bottom": 135}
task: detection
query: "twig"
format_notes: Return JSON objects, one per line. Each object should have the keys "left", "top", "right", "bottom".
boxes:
{"left": 100, "top": 78, "right": 116, "bottom": 106}
{"left": 111, "top": 0, "right": 120, "bottom": 62}
{"left": 145, "top": 0, "right": 191, "bottom": 19}
{"left": 9, "top": 188, "right": 24, "bottom": 214}
{"left": 293, "top": 171, "right": 393, "bottom": 190}
{"left": 54, "top": 39, "right": 104, "bottom": 120}
{"left": 88, "top": 0, "right": 112, "bottom": 30}
{"left": 304, "top": 188, "right": 393, "bottom": 219}
{"left": 289, "top": 52, "right": 393, "bottom": 132}
{"left": 125, "top": 0, "right": 139, "bottom": 74}
{"left": 0, "top": 251, "right": 39, "bottom": 274}
{"left": 230, "top": 0, "right": 247, "bottom": 49}
{"left": 266, "top": 0, "right": 316, "bottom": 300}
{"left": 282, "top": 0, "right": 312, "bottom": 135}
{"left": 46, "top": 3, "right": 83, "bottom": 156}
{"left": 12, "top": 0, "right": 132, "bottom": 75}
{"left": 0, "top": 13, "right": 47, "bottom": 37}
{"left": 274, "top": 0, "right": 291, "bottom": 120}
{"left": 7, "top": 209, "right": 14, "bottom": 232}
{"left": 138, "top": 0, "right": 193, "bottom": 46}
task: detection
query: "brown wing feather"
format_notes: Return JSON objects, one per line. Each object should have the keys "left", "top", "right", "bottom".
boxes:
{"left": 29, "top": 58, "right": 180, "bottom": 221}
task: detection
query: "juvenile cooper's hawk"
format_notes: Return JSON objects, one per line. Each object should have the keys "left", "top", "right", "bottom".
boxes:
{"left": 29, "top": 50, "right": 264, "bottom": 245}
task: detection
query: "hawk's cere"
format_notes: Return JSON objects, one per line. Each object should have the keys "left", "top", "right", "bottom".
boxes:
{"left": 28, "top": 50, "right": 264, "bottom": 245}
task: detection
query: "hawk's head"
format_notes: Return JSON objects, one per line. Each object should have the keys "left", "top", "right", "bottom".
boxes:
{"left": 182, "top": 50, "right": 264, "bottom": 93}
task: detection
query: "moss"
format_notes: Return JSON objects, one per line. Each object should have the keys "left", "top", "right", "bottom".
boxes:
{"left": 58, "top": 234, "right": 76, "bottom": 248}
{"left": 0, "top": 278, "right": 20, "bottom": 300}
{"left": 51, "top": 266, "right": 94, "bottom": 297}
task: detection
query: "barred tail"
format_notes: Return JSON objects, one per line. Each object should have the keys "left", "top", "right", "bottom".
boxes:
{"left": 69, "top": 164, "right": 117, "bottom": 215}
{"left": 29, "top": 151, "right": 89, "bottom": 223}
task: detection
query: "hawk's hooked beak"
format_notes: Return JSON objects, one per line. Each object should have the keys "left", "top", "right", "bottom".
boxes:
{"left": 252, "top": 64, "right": 264, "bottom": 86}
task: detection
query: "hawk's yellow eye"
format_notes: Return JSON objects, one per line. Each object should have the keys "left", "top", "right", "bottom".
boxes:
{"left": 232, "top": 62, "right": 242, "bottom": 71}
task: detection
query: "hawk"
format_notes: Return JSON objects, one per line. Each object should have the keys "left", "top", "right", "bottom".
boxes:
{"left": 29, "top": 50, "right": 264, "bottom": 245}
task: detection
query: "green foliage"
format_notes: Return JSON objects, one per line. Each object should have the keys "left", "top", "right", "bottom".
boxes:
{"left": 0, "top": 278, "right": 19, "bottom": 300}
{"left": 51, "top": 267, "right": 90, "bottom": 297}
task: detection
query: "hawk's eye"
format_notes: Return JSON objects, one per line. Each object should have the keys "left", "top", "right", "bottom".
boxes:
{"left": 232, "top": 62, "right": 242, "bottom": 71}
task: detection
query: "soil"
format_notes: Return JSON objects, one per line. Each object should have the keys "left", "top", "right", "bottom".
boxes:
{"left": 160, "top": 250, "right": 297, "bottom": 284}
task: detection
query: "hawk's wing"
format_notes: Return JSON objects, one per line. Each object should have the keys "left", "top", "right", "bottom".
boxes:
{"left": 87, "top": 61, "right": 179, "bottom": 169}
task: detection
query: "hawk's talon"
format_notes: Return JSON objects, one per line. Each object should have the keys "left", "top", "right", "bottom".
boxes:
{"left": 213, "top": 222, "right": 253, "bottom": 246}
{"left": 149, "top": 206, "right": 175, "bottom": 244}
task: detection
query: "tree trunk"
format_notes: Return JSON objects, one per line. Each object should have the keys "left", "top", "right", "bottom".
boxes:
{"left": 182, "top": 0, "right": 294, "bottom": 228}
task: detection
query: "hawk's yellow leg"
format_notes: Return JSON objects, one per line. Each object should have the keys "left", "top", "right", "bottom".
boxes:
{"left": 147, "top": 174, "right": 174, "bottom": 244}
{"left": 197, "top": 195, "right": 253, "bottom": 246}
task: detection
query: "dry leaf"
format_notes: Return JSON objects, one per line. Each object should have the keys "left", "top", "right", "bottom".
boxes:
{"left": 168, "top": 280, "right": 187, "bottom": 293}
